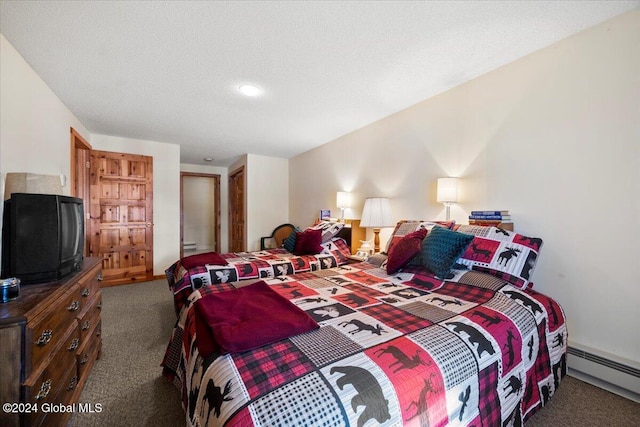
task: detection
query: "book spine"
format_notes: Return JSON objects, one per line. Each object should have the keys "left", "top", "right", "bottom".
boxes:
{"left": 469, "top": 214, "right": 508, "bottom": 220}
{"left": 469, "top": 220, "right": 513, "bottom": 228}
{"left": 470, "top": 210, "right": 508, "bottom": 216}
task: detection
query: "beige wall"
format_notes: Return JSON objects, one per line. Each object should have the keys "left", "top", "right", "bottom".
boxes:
{"left": 246, "top": 154, "right": 289, "bottom": 251}
{"left": 0, "top": 35, "right": 90, "bottom": 182}
{"left": 0, "top": 34, "right": 91, "bottom": 262}
{"left": 290, "top": 10, "right": 640, "bottom": 363}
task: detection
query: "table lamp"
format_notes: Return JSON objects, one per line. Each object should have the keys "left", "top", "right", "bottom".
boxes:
{"left": 360, "top": 197, "right": 393, "bottom": 253}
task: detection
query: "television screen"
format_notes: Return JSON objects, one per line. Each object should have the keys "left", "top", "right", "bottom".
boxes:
{"left": 60, "top": 199, "right": 83, "bottom": 262}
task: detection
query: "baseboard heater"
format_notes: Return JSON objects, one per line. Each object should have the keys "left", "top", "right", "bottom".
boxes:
{"left": 567, "top": 342, "right": 640, "bottom": 403}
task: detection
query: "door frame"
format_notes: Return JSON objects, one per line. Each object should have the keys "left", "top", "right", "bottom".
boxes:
{"left": 228, "top": 166, "right": 246, "bottom": 252}
{"left": 69, "top": 127, "right": 91, "bottom": 255}
{"left": 180, "top": 172, "right": 221, "bottom": 258}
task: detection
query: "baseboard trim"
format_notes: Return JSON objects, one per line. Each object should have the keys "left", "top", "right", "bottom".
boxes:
{"left": 567, "top": 341, "right": 640, "bottom": 403}
{"left": 568, "top": 368, "right": 640, "bottom": 403}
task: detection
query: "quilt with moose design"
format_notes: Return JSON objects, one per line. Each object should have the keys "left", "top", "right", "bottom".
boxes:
{"left": 162, "top": 259, "right": 567, "bottom": 427}
{"left": 166, "top": 238, "right": 352, "bottom": 314}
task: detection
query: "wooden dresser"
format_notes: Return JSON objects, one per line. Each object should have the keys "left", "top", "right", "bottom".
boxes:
{"left": 0, "top": 257, "right": 102, "bottom": 427}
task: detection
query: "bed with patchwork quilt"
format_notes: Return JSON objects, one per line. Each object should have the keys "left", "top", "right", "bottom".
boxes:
{"left": 166, "top": 222, "right": 353, "bottom": 314}
{"left": 162, "top": 222, "right": 567, "bottom": 427}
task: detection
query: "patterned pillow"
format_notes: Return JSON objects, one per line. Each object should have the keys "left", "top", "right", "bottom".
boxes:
{"left": 308, "top": 221, "right": 345, "bottom": 243}
{"left": 385, "top": 220, "right": 455, "bottom": 253}
{"left": 418, "top": 226, "right": 473, "bottom": 279}
{"left": 319, "top": 237, "right": 352, "bottom": 264}
{"left": 293, "top": 229, "right": 323, "bottom": 255}
{"left": 367, "top": 253, "right": 388, "bottom": 268}
{"left": 386, "top": 228, "right": 428, "bottom": 274}
{"left": 455, "top": 225, "right": 543, "bottom": 289}
{"left": 282, "top": 228, "right": 301, "bottom": 253}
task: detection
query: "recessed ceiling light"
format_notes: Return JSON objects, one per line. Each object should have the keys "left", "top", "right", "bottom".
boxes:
{"left": 238, "top": 84, "right": 261, "bottom": 97}
{"left": 203, "top": 157, "right": 213, "bottom": 162}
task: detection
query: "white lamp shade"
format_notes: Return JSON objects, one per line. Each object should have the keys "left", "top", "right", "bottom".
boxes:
{"left": 360, "top": 197, "right": 393, "bottom": 228}
{"left": 436, "top": 177, "right": 459, "bottom": 203}
{"left": 336, "top": 191, "right": 351, "bottom": 209}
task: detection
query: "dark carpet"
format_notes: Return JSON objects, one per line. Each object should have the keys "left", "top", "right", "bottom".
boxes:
{"left": 70, "top": 279, "right": 639, "bottom": 426}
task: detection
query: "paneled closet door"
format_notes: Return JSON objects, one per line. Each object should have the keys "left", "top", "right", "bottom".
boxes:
{"left": 89, "top": 150, "right": 154, "bottom": 285}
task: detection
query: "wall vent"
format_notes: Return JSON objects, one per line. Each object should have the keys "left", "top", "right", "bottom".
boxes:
{"left": 183, "top": 242, "right": 197, "bottom": 252}
{"left": 568, "top": 346, "right": 640, "bottom": 378}
{"left": 567, "top": 342, "right": 640, "bottom": 403}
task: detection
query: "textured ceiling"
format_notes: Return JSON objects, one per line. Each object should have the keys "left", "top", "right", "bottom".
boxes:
{"left": 1, "top": 1, "right": 638, "bottom": 166}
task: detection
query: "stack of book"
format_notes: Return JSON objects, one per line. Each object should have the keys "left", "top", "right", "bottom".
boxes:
{"left": 468, "top": 210, "right": 513, "bottom": 230}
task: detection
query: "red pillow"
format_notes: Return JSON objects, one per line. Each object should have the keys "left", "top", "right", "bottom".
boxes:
{"left": 293, "top": 229, "right": 323, "bottom": 255}
{"left": 386, "top": 228, "right": 428, "bottom": 274}
{"left": 180, "top": 251, "right": 228, "bottom": 269}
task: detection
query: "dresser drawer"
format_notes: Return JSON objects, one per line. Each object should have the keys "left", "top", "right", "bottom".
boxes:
{"left": 24, "top": 362, "right": 80, "bottom": 427}
{"left": 23, "top": 322, "right": 78, "bottom": 415}
{"left": 27, "top": 284, "right": 82, "bottom": 371}
{"left": 78, "top": 295, "right": 101, "bottom": 344}
{"left": 77, "top": 263, "right": 102, "bottom": 311}
{"left": 77, "top": 320, "right": 101, "bottom": 382}
{"left": 56, "top": 362, "right": 81, "bottom": 406}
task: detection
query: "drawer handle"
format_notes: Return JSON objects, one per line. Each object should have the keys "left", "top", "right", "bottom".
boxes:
{"left": 67, "top": 300, "right": 80, "bottom": 311}
{"left": 97, "top": 273, "right": 103, "bottom": 281}
{"left": 68, "top": 338, "right": 80, "bottom": 351}
{"left": 67, "top": 376, "right": 78, "bottom": 391}
{"left": 82, "top": 288, "right": 90, "bottom": 297}
{"left": 36, "top": 379, "right": 52, "bottom": 400}
{"left": 81, "top": 354, "right": 89, "bottom": 364}
{"left": 82, "top": 321, "right": 91, "bottom": 331}
{"left": 97, "top": 300, "right": 102, "bottom": 310}
{"left": 36, "top": 329, "right": 52, "bottom": 346}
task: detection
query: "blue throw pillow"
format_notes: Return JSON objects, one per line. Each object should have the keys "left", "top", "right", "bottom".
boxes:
{"left": 420, "top": 226, "right": 474, "bottom": 279}
{"left": 283, "top": 228, "right": 300, "bottom": 252}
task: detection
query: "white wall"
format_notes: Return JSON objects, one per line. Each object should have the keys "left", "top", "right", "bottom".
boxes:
{"left": 0, "top": 34, "right": 91, "bottom": 262}
{"left": 180, "top": 163, "right": 229, "bottom": 252}
{"left": 226, "top": 154, "right": 289, "bottom": 251}
{"left": 290, "top": 10, "right": 640, "bottom": 363}
{"left": 90, "top": 134, "right": 181, "bottom": 277}
{"left": 0, "top": 35, "right": 90, "bottom": 182}
{"left": 246, "top": 154, "right": 289, "bottom": 251}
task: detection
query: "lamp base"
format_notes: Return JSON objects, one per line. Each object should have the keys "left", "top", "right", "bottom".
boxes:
{"left": 443, "top": 202, "right": 452, "bottom": 221}
{"left": 373, "top": 228, "right": 381, "bottom": 253}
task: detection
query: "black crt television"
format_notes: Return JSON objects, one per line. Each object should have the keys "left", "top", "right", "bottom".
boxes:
{"left": 1, "top": 193, "right": 84, "bottom": 284}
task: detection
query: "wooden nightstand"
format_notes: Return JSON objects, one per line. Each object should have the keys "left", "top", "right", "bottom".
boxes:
{"left": 493, "top": 222, "right": 514, "bottom": 231}
{"left": 343, "top": 220, "right": 366, "bottom": 255}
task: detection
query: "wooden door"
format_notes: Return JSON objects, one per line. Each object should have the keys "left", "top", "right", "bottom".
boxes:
{"left": 89, "top": 150, "right": 153, "bottom": 286}
{"left": 228, "top": 166, "right": 245, "bottom": 252}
